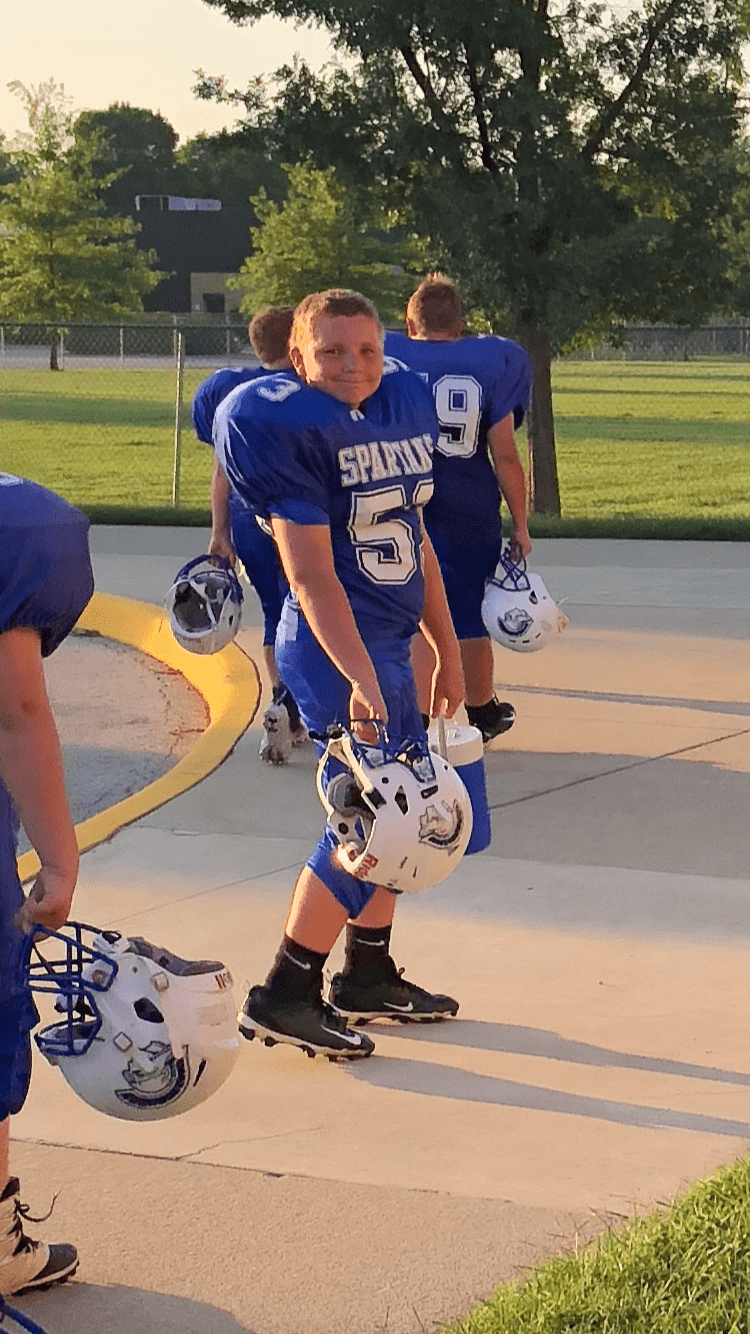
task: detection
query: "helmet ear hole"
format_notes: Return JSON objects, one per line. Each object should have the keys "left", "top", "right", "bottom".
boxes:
{"left": 394, "top": 788, "right": 409, "bottom": 815}
{"left": 133, "top": 997, "right": 165, "bottom": 1024}
{"left": 327, "top": 774, "right": 367, "bottom": 817}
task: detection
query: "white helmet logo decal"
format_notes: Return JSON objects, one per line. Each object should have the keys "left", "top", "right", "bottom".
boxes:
{"left": 114, "top": 1042, "right": 191, "bottom": 1110}
{"left": 499, "top": 605, "right": 534, "bottom": 637}
{"left": 418, "top": 800, "right": 465, "bottom": 854}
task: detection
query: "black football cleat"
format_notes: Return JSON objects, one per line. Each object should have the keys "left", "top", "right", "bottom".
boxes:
{"left": 238, "top": 985, "right": 374, "bottom": 1059}
{"left": 328, "top": 959, "right": 459, "bottom": 1025}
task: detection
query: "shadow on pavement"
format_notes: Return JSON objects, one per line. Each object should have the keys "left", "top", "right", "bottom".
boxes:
{"left": 369, "top": 1018, "right": 750, "bottom": 1086}
{"left": 349, "top": 1053, "right": 750, "bottom": 1138}
{"left": 13, "top": 1283, "right": 257, "bottom": 1334}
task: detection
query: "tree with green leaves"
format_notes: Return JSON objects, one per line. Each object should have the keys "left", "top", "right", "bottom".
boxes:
{"left": 73, "top": 106, "right": 286, "bottom": 212}
{"left": 0, "top": 81, "right": 163, "bottom": 369}
{"left": 197, "top": 0, "right": 750, "bottom": 515}
{"left": 73, "top": 103, "right": 179, "bottom": 211}
{"left": 230, "top": 161, "right": 430, "bottom": 322}
{"left": 174, "top": 129, "right": 287, "bottom": 206}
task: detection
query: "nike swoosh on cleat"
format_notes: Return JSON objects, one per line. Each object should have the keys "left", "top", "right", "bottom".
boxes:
{"left": 321, "top": 1025, "right": 366, "bottom": 1046}
{"left": 383, "top": 1001, "right": 414, "bottom": 1012}
{"left": 285, "top": 955, "right": 312, "bottom": 970}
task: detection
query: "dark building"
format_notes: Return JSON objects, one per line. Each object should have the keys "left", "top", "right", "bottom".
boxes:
{"left": 130, "top": 196, "right": 255, "bottom": 313}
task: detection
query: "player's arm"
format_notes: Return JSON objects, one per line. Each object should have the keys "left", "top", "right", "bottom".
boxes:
{"left": 270, "top": 517, "right": 387, "bottom": 729}
{"left": 419, "top": 524, "right": 465, "bottom": 719}
{"left": 208, "top": 455, "right": 236, "bottom": 564}
{"left": 487, "top": 413, "right": 532, "bottom": 558}
{"left": 0, "top": 627, "right": 79, "bottom": 931}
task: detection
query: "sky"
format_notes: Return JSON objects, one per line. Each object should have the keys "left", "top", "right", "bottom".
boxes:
{"left": 2, "top": 0, "right": 336, "bottom": 146}
{"left": 1, "top": 0, "right": 660, "bottom": 150}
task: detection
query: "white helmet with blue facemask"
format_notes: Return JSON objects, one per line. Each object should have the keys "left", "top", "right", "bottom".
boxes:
{"left": 25, "top": 924, "right": 240, "bottom": 1121}
{"left": 317, "top": 726, "right": 473, "bottom": 893}
{"left": 481, "top": 544, "right": 568, "bottom": 652}
{"left": 165, "top": 554, "right": 243, "bottom": 654}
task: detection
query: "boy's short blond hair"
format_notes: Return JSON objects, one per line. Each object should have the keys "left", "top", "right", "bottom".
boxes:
{"left": 290, "top": 289, "right": 384, "bottom": 354}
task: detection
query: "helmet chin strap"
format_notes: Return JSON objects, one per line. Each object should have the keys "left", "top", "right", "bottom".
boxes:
{"left": 436, "top": 709, "right": 448, "bottom": 761}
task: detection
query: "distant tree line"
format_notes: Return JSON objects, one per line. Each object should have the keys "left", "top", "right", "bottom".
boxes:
{"left": 0, "top": 84, "right": 293, "bottom": 367}
{"left": 71, "top": 102, "right": 287, "bottom": 213}
{"left": 0, "top": 83, "right": 432, "bottom": 355}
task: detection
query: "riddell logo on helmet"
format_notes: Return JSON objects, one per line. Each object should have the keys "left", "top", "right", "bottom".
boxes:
{"left": 352, "top": 852, "right": 380, "bottom": 880}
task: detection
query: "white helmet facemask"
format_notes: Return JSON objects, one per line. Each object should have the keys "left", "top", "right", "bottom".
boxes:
{"left": 317, "top": 727, "right": 473, "bottom": 893}
{"left": 481, "top": 545, "right": 568, "bottom": 652}
{"left": 25, "top": 924, "right": 240, "bottom": 1121}
{"left": 165, "top": 555, "right": 243, "bottom": 654}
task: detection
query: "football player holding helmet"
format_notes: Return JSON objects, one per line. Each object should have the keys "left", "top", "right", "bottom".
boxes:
{"left": 481, "top": 544, "right": 568, "bottom": 652}
{"left": 165, "top": 555, "right": 242, "bottom": 655}
{"left": 317, "top": 727, "right": 473, "bottom": 893}
{"left": 24, "top": 924, "right": 240, "bottom": 1121}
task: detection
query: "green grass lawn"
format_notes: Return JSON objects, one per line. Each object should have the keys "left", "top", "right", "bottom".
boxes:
{"left": 548, "top": 361, "right": 750, "bottom": 536}
{"left": 0, "top": 367, "right": 214, "bottom": 514}
{"left": 447, "top": 1155, "right": 750, "bottom": 1333}
{"left": 2, "top": 358, "right": 750, "bottom": 535}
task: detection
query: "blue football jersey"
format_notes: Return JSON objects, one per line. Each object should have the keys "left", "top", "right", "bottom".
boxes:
{"left": 384, "top": 332, "right": 532, "bottom": 543}
{"left": 0, "top": 474, "right": 94, "bottom": 868}
{"left": 191, "top": 366, "right": 273, "bottom": 446}
{"left": 0, "top": 474, "right": 94, "bottom": 656}
{"left": 213, "top": 362, "right": 438, "bottom": 641}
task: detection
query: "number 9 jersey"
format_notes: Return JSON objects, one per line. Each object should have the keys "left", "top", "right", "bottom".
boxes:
{"left": 384, "top": 331, "right": 532, "bottom": 545}
{"left": 212, "top": 360, "right": 439, "bottom": 644}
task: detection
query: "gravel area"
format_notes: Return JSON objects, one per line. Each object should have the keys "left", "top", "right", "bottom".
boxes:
{"left": 17, "top": 631, "right": 208, "bottom": 853}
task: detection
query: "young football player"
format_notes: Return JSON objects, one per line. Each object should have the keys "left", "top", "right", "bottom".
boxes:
{"left": 191, "top": 305, "right": 305, "bottom": 763}
{"left": 213, "top": 289, "right": 465, "bottom": 1059}
{"left": 385, "top": 274, "right": 533, "bottom": 744}
{"left": 0, "top": 474, "right": 93, "bottom": 1296}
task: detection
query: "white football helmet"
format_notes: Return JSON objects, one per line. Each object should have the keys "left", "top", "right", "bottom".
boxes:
{"left": 481, "top": 545, "right": 569, "bottom": 652}
{"left": 317, "top": 727, "right": 473, "bottom": 893}
{"left": 165, "top": 555, "right": 243, "bottom": 654}
{"left": 25, "top": 924, "right": 240, "bottom": 1121}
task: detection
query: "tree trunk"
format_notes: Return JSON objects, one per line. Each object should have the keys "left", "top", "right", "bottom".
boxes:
{"left": 516, "top": 321, "right": 561, "bottom": 517}
{"left": 49, "top": 336, "right": 59, "bottom": 371}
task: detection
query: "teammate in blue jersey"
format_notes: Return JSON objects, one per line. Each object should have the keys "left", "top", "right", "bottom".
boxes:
{"left": 385, "top": 274, "right": 532, "bottom": 744}
{"left": 214, "top": 289, "right": 465, "bottom": 1059}
{"left": 0, "top": 475, "right": 93, "bottom": 1297}
{"left": 191, "top": 305, "right": 306, "bottom": 763}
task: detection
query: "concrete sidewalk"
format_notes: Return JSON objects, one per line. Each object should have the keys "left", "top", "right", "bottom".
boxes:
{"left": 12, "top": 531, "right": 750, "bottom": 1334}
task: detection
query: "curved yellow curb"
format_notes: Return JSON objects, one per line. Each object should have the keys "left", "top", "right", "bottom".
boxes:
{"left": 17, "top": 591, "right": 261, "bottom": 883}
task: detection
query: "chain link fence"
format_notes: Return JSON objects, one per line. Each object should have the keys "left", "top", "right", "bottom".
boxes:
{"left": 566, "top": 322, "right": 750, "bottom": 361}
{"left": 2, "top": 319, "right": 749, "bottom": 519}
{"left": 0, "top": 316, "right": 251, "bottom": 367}
{"left": 1, "top": 319, "right": 256, "bottom": 515}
